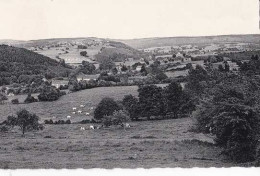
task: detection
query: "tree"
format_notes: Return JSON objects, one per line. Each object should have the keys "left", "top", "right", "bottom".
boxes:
{"left": 102, "top": 110, "right": 130, "bottom": 128}
{"left": 99, "top": 58, "right": 116, "bottom": 71}
{"left": 24, "top": 93, "right": 38, "bottom": 103}
{"left": 38, "top": 85, "right": 65, "bottom": 101}
{"left": 140, "top": 65, "right": 147, "bottom": 76}
{"left": 94, "top": 97, "right": 121, "bottom": 120}
{"left": 11, "top": 98, "right": 19, "bottom": 104}
{"left": 80, "top": 51, "right": 88, "bottom": 57}
{"left": 81, "top": 61, "right": 95, "bottom": 74}
{"left": 0, "top": 93, "right": 7, "bottom": 104}
{"left": 112, "top": 67, "right": 118, "bottom": 75}
{"left": 6, "top": 109, "right": 42, "bottom": 136}
{"left": 122, "top": 94, "right": 140, "bottom": 120}
{"left": 121, "top": 65, "right": 128, "bottom": 72}
{"left": 164, "top": 82, "right": 184, "bottom": 118}
{"left": 138, "top": 85, "right": 165, "bottom": 120}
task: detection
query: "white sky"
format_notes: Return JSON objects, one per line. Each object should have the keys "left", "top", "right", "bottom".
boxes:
{"left": 0, "top": 0, "right": 259, "bottom": 40}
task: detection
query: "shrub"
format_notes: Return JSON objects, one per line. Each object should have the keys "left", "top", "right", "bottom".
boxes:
{"left": 11, "top": 98, "right": 19, "bottom": 104}
{"left": 24, "top": 93, "right": 38, "bottom": 103}
{"left": 102, "top": 110, "right": 130, "bottom": 127}
{"left": 44, "top": 119, "right": 54, "bottom": 124}
{"left": 94, "top": 97, "right": 121, "bottom": 120}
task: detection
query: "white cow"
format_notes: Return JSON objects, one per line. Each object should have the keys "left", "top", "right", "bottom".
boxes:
{"left": 125, "top": 123, "right": 131, "bottom": 128}
{"left": 78, "top": 110, "right": 82, "bottom": 114}
{"left": 67, "top": 116, "right": 71, "bottom": 119}
{"left": 80, "top": 127, "right": 85, "bottom": 131}
{"left": 85, "top": 112, "right": 90, "bottom": 116}
{"left": 72, "top": 107, "right": 77, "bottom": 110}
{"left": 89, "top": 125, "right": 95, "bottom": 130}
{"left": 90, "top": 107, "right": 94, "bottom": 110}
{"left": 80, "top": 105, "right": 85, "bottom": 108}
{"left": 72, "top": 112, "right": 76, "bottom": 114}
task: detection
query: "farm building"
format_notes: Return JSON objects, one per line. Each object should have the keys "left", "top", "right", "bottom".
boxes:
{"left": 76, "top": 73, "right": 100, "bottom": 82}
{"left": 52, "top": 80, "right": 69, "bottom": 89}
{"left": 136, "top": 65, "right": 143, "bottom": 72}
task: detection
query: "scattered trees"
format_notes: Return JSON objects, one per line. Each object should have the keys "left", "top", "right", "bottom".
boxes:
{"left": 38, "top": 86, "right": 65, "bottom": 101}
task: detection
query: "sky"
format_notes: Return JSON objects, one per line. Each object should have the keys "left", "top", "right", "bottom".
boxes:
{"left": 0, "top": 0, "right": 259, "bottom": 40}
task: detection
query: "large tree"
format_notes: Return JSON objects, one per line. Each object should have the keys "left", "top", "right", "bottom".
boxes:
{"left": 94, "top": 97, "right": 121, "bottom": 120}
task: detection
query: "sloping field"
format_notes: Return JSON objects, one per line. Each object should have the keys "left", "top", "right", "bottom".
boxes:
{"left": 0, "top": 117, "right": 240, "bottom": 169}
{"left": 0, "top": 86, "right": 139, "bottom": 123}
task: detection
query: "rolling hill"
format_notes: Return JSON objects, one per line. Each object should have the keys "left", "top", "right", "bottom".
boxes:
{"left": 117, "top": 34, "right": 260, "bottom": 49}
{"left": 0, "top": 38, "right": 147, "bottom": 65}
{"left": 0, "top": 45, "right": 71, "bottom": 86}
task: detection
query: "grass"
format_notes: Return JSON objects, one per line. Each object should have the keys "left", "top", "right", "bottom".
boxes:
{"left": 0, "top": 85, "right": 245, "bottom": 168}
{"left": 0, "top": 117, "right": 239, "bottom": 169}
{"left": 0, "top": 86, "right": 139, "bottom": 123}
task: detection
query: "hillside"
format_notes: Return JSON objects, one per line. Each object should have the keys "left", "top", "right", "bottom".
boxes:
{"left": 0, "top": 45, "right": 71, "bottom": 86}
{"left": 3, "top": 38, "right": 147, "bottom": 65}
{"left": 117, "top": 34, "right": 260, "bottom": 49}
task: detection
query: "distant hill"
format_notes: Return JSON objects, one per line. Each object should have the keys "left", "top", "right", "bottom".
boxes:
{"left": 1, "top": 38, "right": 146, "bottom": 64}
{"left": 117, "top": 34, "right": 260, "bottom": 49}
{"left": 0, "top": 45, "right": 71, "bottom": 86}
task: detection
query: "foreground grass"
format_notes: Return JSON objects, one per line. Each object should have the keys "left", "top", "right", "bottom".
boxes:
{"left": 0, "top": 118, "right": 242, "bottom": 169}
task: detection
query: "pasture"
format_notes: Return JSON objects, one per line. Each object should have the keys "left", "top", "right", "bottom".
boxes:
{"left": 0, "top": 85, "right": 243, "bottom": 168}
{"left": 0, "top": 118, "right": 241, "bottom": 169}
{"left": 0, "top": 86, "right": 139, "bottom": 123}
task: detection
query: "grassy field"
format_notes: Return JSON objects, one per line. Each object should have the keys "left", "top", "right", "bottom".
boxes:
{"left": 0, "top": 85, "right": 243, "bottom": 168}
{"left": 0, "top": 117, "right": 241, "bottom": 169}
{"left": 0, "top": 86, "right": 139, "bottom": 123}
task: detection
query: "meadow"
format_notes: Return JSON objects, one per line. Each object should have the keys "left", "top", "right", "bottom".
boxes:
{"left": 0, "top": 85, "right": 245, "bottom": 168}
{"left": 0, "top": 117, "right": 240, "bottom": 169}
{"left": 0, "top": 86, "right": 139, "bottom": 123}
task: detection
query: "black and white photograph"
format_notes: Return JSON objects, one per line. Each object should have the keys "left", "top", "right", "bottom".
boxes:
{"left": 0, "top": 0, "right": 260, "bottom": 175}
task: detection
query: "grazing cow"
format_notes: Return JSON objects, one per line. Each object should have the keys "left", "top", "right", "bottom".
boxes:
{"left": 80, "top": 127, "right": 85, "bottom": 131}
{"left": 78, "top": 110, "right": 82, "bottom": 114}
{"left": 72, "top": 112, "right": 76, "bottom": 114}
{"left": 125, "top": 123, "right": 131, "bottom": 128}
{"left": 89, "top": 125, "right": 94, "bottom": 130}
{"left": 85, "top": 112, "right": 90, "bottom": 116}
{"left": 52, "top": 116, "right": 56, "bottom": 119}
{"left": 72, "top": 107, "right": 77, "bottom": 110}
{"left": 67, "top": 116, "right": 71, "bottom": 119}
{"left": 90, "top": 107, "right": 94, "bottom": 110}
{"left": 80, "top": 105, "right": 85, "bottom": 107}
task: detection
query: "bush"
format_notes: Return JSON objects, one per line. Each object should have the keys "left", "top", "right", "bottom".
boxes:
{"left": 102, "top": 110, "right": 130, "bottom": 127}
{"left": 94, "top": 97, "right": 121, "bottom": 120}
{"left": 11, "top": 98, "right": 19, "bottom": 104}
{"left": 24, "top": 94, "right": 38, "bottom": 103}
{"left": 44, "top": 119, "right": 54, "bottom": 124}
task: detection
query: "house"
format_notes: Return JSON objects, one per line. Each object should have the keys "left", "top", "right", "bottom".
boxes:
{"left": 136, "top": 65, "right": 143, "bottom": 72}
{"left": 51, "top": 80, "right": 69, "bottom": 89}
{"left": 128, "top": 76, "right": 147, "bottom": 84}
{"left": 176, "top": 52, "right": 184, "bottom": 58}
{"left": 76, "top": 73, "right": 100, "bottom": 82}
{"left": 181, "top": 57, "right": 192, "bottom": 62}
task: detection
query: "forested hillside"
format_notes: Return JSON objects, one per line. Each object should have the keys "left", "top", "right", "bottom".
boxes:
{"left": 0, "top": 45, "right": 71, "bottom": 86}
